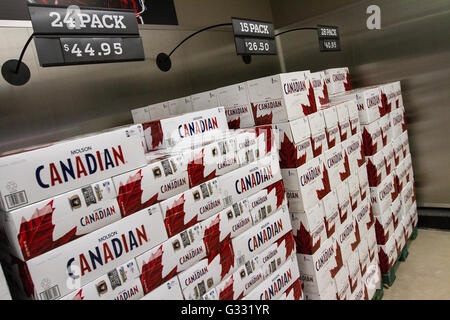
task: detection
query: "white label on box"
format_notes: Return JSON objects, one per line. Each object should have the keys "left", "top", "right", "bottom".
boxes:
{"left": 141, "top": 277, "right": 183, "bottom": 300}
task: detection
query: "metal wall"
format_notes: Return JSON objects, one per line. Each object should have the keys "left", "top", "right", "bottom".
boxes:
{"left": 272, "top": 0, "right": 450, "bottom": 208}
{"left": 0, "top": 0, "right": 279, "bottom": 153}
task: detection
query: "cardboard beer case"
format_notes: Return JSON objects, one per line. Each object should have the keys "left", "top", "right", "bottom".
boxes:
{"left": 353, "top": 198, "right": 372, "bottom": 241}
{"left": 346, "top": 250, "right": 362, "bottom": 294}
{"left": 378, "top": 237, "right": 397, "bottom": 274}
{"left": 132, "top": 103, "right": 171, "bottom": 124}
{"left": 374, "top": 210, "right": 394, "bottom": 246}
{"left": 303, "top": 282, "right": 337, "bottom": 300}
{"left": 1, "top": 178, "right": 121, "bottom": 261}
{"left": 357, "top": 238, "right": 370, "bottom": 278}
{"left": 370, "top": 174, "right": 395, "bottom": 216}
{"left": 366, "top": 149, "right": 386, "bottom": 188}
{"left": 191, "top": 91, "right": 219, "bottom": 112}
{"left": 168, "top": 96, "right": 193, "bottom": 115}
{"left": 290, "top": 204, "right": 327, "bottom": 255}
{"left": 379, "top": 115, "right": 393, "bottom": 148}
{"left": 348, "top": 174, "right": 361, "bottom": 213}
{"left": 394, "top": 224, "right": 406, "bottom": 259}
{"left": 391, "top": 108, "right": 404, "bottom": 140}
{"left": 383, "top": 143, "right": 395, "bottom": 177}
{"left": 23, "top": 204, "right": 167, "bottom": 300}
{"left": 61, "top": 259, "right": 143, "bottom": 300}
{"left": 247, "top": 180, "right": 287, "bottom": 225}
{"left": 112, "top": 154, "right": 189, "bottom": 217}
{"left": 341, "top": 132, "right": 366, "bottom": 176}
{"left": 140, "top": 277, "right": 183, "bottom": 300}
{"left": 401, "top": 181, "right": 414, "bottom": 216}
{"left": 346, "top": 99, "right": 361, "bottom": 136}
{"left": 142, "top": 107, "right": 228, "bottom": 152}
{"left": 400, "top": 132, "right": 411, "bottom": 158}
{"left": 276, "top": 278, "right": 304, "bottom": 300}
{"left": 392, "top": 136, "right": 405, "bottom": 167}
{"left": 233, "top": 128, "right": 278, "bottom": 167}
{"left": 246, "top": 71, "right": 317, "bottom": 125}
{"left": 324, "top": 67, "right": 351, "bottom": 95}
{"left": 332, "top": 217, "right": 359, "bottom": 264}
{"left": 358, "top": 164, "right": 370, "bottom": 202}
{"left": 0, "top": 125, "right": 147, "bottom": 212}
{"left": 362, "top": 261, "right": 381, "bottom": 300}
{"left": 216, "top": 82, "right": 255, "bottom": 129}
{"left": 391, "top": 196, "right": 403, "bottom": 231}
{"left": 320, "top": 106, "right": 341, "bottom": 149}
{"left": 310, "top": 71, "right": 330, "bottom": 108}
{"left": 335, "top": 180, "right": 351, "bottom": 225}
{"left": 321, "top": 191, "right": 341, "bottom": 238}
{"left": 379, "top": 83, "right": 395, "bottom": 116}
{"left": 160, "top": 178, "right": 224, "bottom": 237}
{"left": 243, "top": 254, "right": 299, "bottom": 300}
{"left": 361, "top": 120, "right": 383, "bottom": 157}
{"left": 403, "top": 154, "right": 414, "bottom": 184}
{"left": 334, "top": 265, "right": 351, "bottom": 300}
{"left": 334, "top": 101, "right": 351, "bottom": 143}
{"left": 308, "top": 111, "right": 328, "bottom": 158}
{"left": 231, "top": 204, "right": 292, "bottom": 268}
{"left": 136, "top": 222, "right": 207, "bottom": 295}
{"left": 323, "top": 145, "right": 349, "bottom": 190}
{"left": 272, "top": 117, "right": 313, "bottom": 169}
{"left": 366, "top": 226, "right": 378, "bottom": 264}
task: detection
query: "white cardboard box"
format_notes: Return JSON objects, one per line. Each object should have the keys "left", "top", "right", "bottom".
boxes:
{"left": 140, "top": 278, "right": 183, "bottom": 300}
{"left": 321, "top": 191, "right": 340, "bottom": 238}
{"left": 342, "top": 132, "right": 365, "bottom": 176}
{"left": 370, "top": 174, "right": 395, "bottom": 216}
{"left": 379, "top": 115, "right": 393, "bottom": 148}
{"left": 346, "top": 250, "right": 362, "bottom": 294}
{"left": 336, "top": 181, "right": 351, "bottom": 225}
{"left": 324, "top": 67, "right": 351, "bottom": 95}
{"left": 168, "top": 96, "right": 193, "bottom": 115}
{"left": 335, "top": 101, "right": 351, "bottom": 143}
{"left": 323, "top": 145, "right": 349, "bottom": 190}
{"left": 310, "top": 71, "right": 330, "bottom": 108}
{"left": 191, "top": 91, "right": 219, "bottom": 112}
{"left": 321, "top": 106, "right": 341, "bottom": 149}
{"left": 361, "top": 120, "right": 383, "bottom": 156}
{"left": 374, "top": 211, "right": 394, "bottom": 245}
{"left": 378, "top": 237, "right": 397, "bottom": 274}
{"left": 308, "top": 112, "right": 328, "bottom": 158}
{"left": 391, "top": 108, "right": 404, "bottom": 140}
{"left": 366, "top": 149, "right": 386, "bottom": 187}
{"left": 346, "top": 100, "right": 361, "bottom": 136}
{"left": 216, "top": 82, "right": 255, "bottom": 129}
{"left": 334, "top": 265, "right": 351, "bottom": 300}
{"left": 383, "top": 143, "right": 395, "bottom": 177}
{"left": 248, "top": 180, "right": 287, "bottom": 225}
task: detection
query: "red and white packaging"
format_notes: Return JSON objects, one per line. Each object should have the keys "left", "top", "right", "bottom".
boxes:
{"left": 136, "top": 223, "right": 206, "bottom": 295}
{"left": 0, "top": 264, "right": 12, "bottom": 300}
{"left": 296, "top": 237, "right": 335, "bottom": 294}
{"left": 348, "top": 174, "right": 361, "bottom": 212}
{"left": 391, "top": 108, "right": 404, "bottom": 140}
{"left": 168, "top": 96, "right": 193, "bottom": 115}
{"left": 379, "top": 83, "right": 395, "bottom": 116}
{"left": 346, "top": 100, "right": 361, "bottom": 136}
{"left": 353, "top": 198, "right": 372, "bottom": 240}
{"left": 246, "top": 71, "right": 317, "bottom": 125}
{"left": 391, "top": 196, "right": 403, "bottom": 231}
{"left": 277, "top": 278, "right": 304, "bottom": 300}
{"left": 233, "top": 127, "right": 278, "bottom": 166}
{"left": 357, "top": 239, "right": 370, "bottom": 278}
{"left": 132, "top": 102, "right": 171, "bottom": 124}
{"left": 308, "top": 111, "right": 328, "bottom": 158}
{"left": 25, "top": 204, "right": 167, "bottom": 300}
{"left": 290, "top": 204, "right": 327, "bottom": 255}
{"left": 400, "top": 131, "right": 410, "bottom": 157}
{"left": 323, "top": 145, "right": 349, "bottom": 190}
{"left": 332, "top": 217, "right": 358, "bottom": 264}
{"left": 401, "top": 214, "right": 413, "bottom": 241}
{"left": 334, "top": 101, "right": 351, "bottom": 143}
{"left": 191, "top": 91, "right": 219, "bottom": 112}
{"left": 142, "top": 107, "right": 228, "bottom": 152}
{"left": 178, "top": 242, "right": 235, "bottom": 300}
{"left": 378, "top": 237, "right": 397, "bottom": 274}
{"left": 61, "top": 259, "right": 143, "bottom": 300}
{"left": 401, "top": 181, "right": 414, "bottom": 215}
{"left": 350, "top": 283, "right": 365, "bottom": 300}
{"left": 403, "top": 154, "right": 414, "bottom": 184}
{"left": 366, "top": 226, "right": 378, "bottom": 263}
{"left": 200, "top": 199, "right": 252, "bottom": 259}
{"left": 310, "top": 71, "right": 330, "bottom": 108}
{"left": 370, "top": 174, "right": 394, "bottom": 216}
{"left": 336, "top": 181, "right": 351, "bottom": 224}
{"left": 324, "top": 67, "right": 351, "bottom": 95}
{"left": 257, "top": 232, "right": 296, "bottom": 279}
{"left": 303, "top": 282, "right": 336, "bottom": 300}
{"left": 243, "top": 254, "right": 299, "bottom": 300}
{"left": 273, "top": 117, "right": 313, "bottom": 168}
{"left": 394, "top": 225, "right": 405, "bottom": 258}
{"left": 410, "top": 203, "right": 418, "bottom": 229}
{"left": 383, "top": 143, "right": 395, "bottom": 177}
{"left": 140, "top": 277, "right": 183, "bottom": 300}
{"left": 231, "top": 205, "right": 291, "bottom": 267}
{"left": 379, "top": 115, "right": 393, "bottom": 148}
{"left": 391, "top": 81, "right": 404, "bottom": 109}
{"left": 216, "top": 82, "right": 255, "bottom": 129}
{"left": 358, "top": 165, "right": 369, "bottom": 202}
{"left": 366, "top": 149, "right": 386, "bottom": 187}
{"left": 321, "top": 106, "right": 341, "bottom": 149}
{"left": 112, "top": 154, "right": 189, "bottom": 217}
{"left": 346, "top": 250, "right": 362, "bottom": 294}
{"left": 2, "top": 178, "right": 121, "bottom": 261}
{"left": 248, "top": 180, "right": 287, "bottom": 225}
{"left": 393, "top": 162, "right": 406, "bottom": 195}
{"left": 374, "top": 211, "right": 394, "bottom": 245}
{"left": 392, "top": 137, "right": 405, "bottom": 167}
{"left": 362, "top": 262, "right": 381, "bottom": 300}
{"left": 218, "top": 153, "right": 281, "bottom": 207}
{"left": 0, "top": 125, "right": 146, "bottom": 212}
{"left": 321, "top": 191, "right": 340, "bottom": 238}
{"left": 160, "top": 178, "right": 224, "bottom": 237}
{"left": 342, "top": 133, "right": 366, "bottom": 176}
{"left": 361, "top": 120, "right": 382, "bottom": 156}
{"left": 334, "top": 265, "right": 351, "bottom": 300}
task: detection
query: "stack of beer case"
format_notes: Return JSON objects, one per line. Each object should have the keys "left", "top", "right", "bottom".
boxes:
{"left": 0, "top": 264, "right": 12, "bottom": 300}
{"left": 329, "top": 80, "right": 418, "bottom": 280}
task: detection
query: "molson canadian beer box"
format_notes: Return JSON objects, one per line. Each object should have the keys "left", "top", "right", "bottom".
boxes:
{"left": 403, "top": 154, "right": 414, "bottom": 184}
{"left": 247, "top": 180, "right": 287, "bottom": 225}
{"left": 357, "top": 239, "right": 370, "bottom": 278}
{"left": 276, "top": 278, "right": 303, "bottom": 300}
{"left": 168, "top": 96, "right": 193, "bottom": 115}
{"left": 366, "top": 149, "right": 386, "bottom": 187}
{"left": 23, "top": 204, "right": 167, "bottom": 300}
{"left": 370, "top": 173, "right": 395, "bottom": 216}
{"left": 310, "top": 71, "right": 330, "bottom": 109}
{"left": 308, "top": 111, "right": 328, "bottom": 158}
{"left": 392, "top": 136, "right": 405, "bottom": 167}
{"left": 0, "top": 264, "right": 12, "bottom": 300}
{"left": 383, "top": 143, "right": 395, "bottom": 177}
{"left": 282, "top": 155, "right": 329, "bottom": 211}
{"left": 218, "top": 153, "right": 281, "bottom": 208}
{"left": 366, "top": 226, "right": 378, "bottom": 264}
{"left": 0, "top": 125, "right": 147, "bottom": 212}
{"left": 379, "top": 115, "right": 393, "bottom": 148}
{"left": 142, "top": 107, "right": 228, "bottom": 152}
{"left": 320, "top": 106, "right": 340, "bottom": 149}
{"left": 334, "top": 101, "right": 351, "bottom": 143}
{"left": 131, "top": 102, "right": 171, "bottom": 124}
{"left": 400, "top": 131, "right": 411, "bottom": 156}
{"left": 391, "top": 108, "right": 405, "bottom": 140}
{"left": 341, "top": 132, "right": 365, "bottom": 176}
{"left": 348, "top": 174, "right": 361, "bottom": 212}
{"left": 334, "top": 265, "right": 351, "bottom": 300}
{"left": 391, "top": 197, "right": 403, "bottom": 231}
{"left": 290, "top": 203, "right": 327, "bottom": 255}
{"left": 324, "top": 67, "right": 351, "bottom": 96}
{"left": 378, "top": 237, "right": 397, "bottom": 274}
{"left": 303, "top": 283, "right": 336, "bottom": 300}
{"left": 321, "top": 190, "right": 341, "bottom": 238}
{"left": 346, "top": 250, "right": 362, "bottom": 294}
{"left": 332, "top": 216, "right": 359, "bottom": 263}
{"left": 135, "top": 222, "right": 206, "bottom": 295}
{"left": 352, "top": 198, "right": 372, "bottom": 241}
{"left": 216, "top": 82, "right": 255, "bottom": 129}
{"left": 160, "top": 178, "right": 224, "bottom": 238}
{"left": 374, "top": 210, "right": 394, "bottom": 245}
{"left": 246, "top": 71, "right": 317, "bottom": 125}
{"left": 379, "top": 83, "right": 395, "bottom": 115}
{"left": 358, "top": 165, "right": 369, "bottom": 202}
{"left": 231, "top": 205, "right": 291, "bottom": 268}
{"left": 323, "top": 145, "right": 349, "bottom": 190}
{"left": 112, "top": 154, "right": 189, "bottom": 217}
{"left": 401, "top": 181, "right": 414, "bottom": 215}
{"left": 243, "top": 254, "right": 299, "bottom": 300}
{"left": 346, "top": 100, "right": 361, "bottom": 136}
{"left": 336, "top": 181, "right": 351, "bottom": 224}
{"left": 394, "top": 225, "right": 406, "bottom": 258}
{"left": 1, "top": 178, "right": 121, "bottom": 261}
{"left": 141, "top": 277, "right": 183, "bottom": 300}
{"left": 361, "top": 120, "right": 383, "bottom": 156}
{"left": 233, "top": 128, "right": 278, "bottom": 166}
{"left": 191, "top": 91, "right": 219, "bottom": 112}
{"left": 271, "top": 117, "right": 313, "bottom": 169}
{"left": 362, "top": 261, "right": 381, "bottom": 300}
{"left": 61, "top": 259, "right": 143, "bottom": 300}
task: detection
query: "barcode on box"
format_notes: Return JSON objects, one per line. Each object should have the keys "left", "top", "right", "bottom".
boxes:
{"left": 5, "top": 191, "right": 28, "bottom": 209}
{"left": 224, "top": 196, "right": 233, "bottom": 207}
{"left": 39, "top": 285, "right": 60, "bottom": 300}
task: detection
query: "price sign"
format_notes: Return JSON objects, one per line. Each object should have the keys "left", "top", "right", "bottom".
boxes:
{"left": 231, "top": 17, "right": 276, "bottom": 56}
{"left": 319, "top": 39, "right": 341, "bottom": 51}
{"left": 317, "top": 24, "right": 341, "bottom": 52}
{"left": 234, "top": 38, "right": 276, "bottom": 55}
{"left": 232, "top": 18, "right": 275, "bottom": 39}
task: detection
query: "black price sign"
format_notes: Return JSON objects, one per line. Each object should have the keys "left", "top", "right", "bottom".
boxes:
{"left": 232, "top": 18, "right": 275, "bottom": 39}
{"left": 317, "top": 24, "right": 341, "bottom": 52}
{"left": 234, "top": 38, "right": 276, "bottom": 55}
{"left": 232, "top": 17, "right": 276, "bottom": 56}
{"left": 319, "top": 39, "right": 341, "bottom": 51}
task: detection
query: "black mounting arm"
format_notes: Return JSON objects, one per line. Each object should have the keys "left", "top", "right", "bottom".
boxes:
{"left": 274, "top": 27, "right": 318, "bottom": 37}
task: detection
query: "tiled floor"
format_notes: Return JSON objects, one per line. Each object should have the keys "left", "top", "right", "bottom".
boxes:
{"left": 383, "top": 229, "right": 450, "bottom": 300}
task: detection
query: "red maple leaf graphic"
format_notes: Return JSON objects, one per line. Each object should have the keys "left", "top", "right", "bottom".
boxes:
{"left": 18, "top": 201, "right": 79, "bottom": 260}
{"left": 369, "top": 248, "right": 375, "bottom": 262}
{"left": 143, "top": 121, "right": 163, "bottom": 150}
{"left": 329, "top": 242, "right": 343, "bottom": 278}
{"left": 412, "top": 184, "right": 417, "bottom": 203}
{"left": 402, "top": 147, "right": 407, "bottom": 159}
{"left": 380, "top": 128, "right": 387, "bottom": 147}
{"left": 384, "top": 158, "right": 391, "bottom": 176}
{"left": 140, "top": 245, "right": 178, "bottom": 294}
{"left": 380, "top": 91, "right": 392, "bottom": 117}
{"left": 266, "top": 180, "right": 286, "bottom": 210}
{"left": 319, "top": 83, "right": 330, "bottom": 106}
{"left": 219, "top": 276, "right": 235, "bottom": 300}
{"left": 351, "top": 221, "right": 361, "bottom": 251}
{"left": 338, "top": 123, "right": 348, "bottom": 142}
{"left": 279, "top": 134, "right": 306, "bottom": 168}
{"left": 340, "top": 152, "right": 351, "bottom": 181}
{"left": 378, "top": 247, "right": 391, "bottom": 274}
{"left": 311, "top": 137, "right": 322, "bottom": 158}
{"left": 326, "top": 130, "right": 336, "bottom": 148}
{"left": 364, "top": 285, "right": 369, "bottom": 300}
{"left": 251, "top": 103, "right": 273, "bottom": 125}
{"left": 295, "top": 223, "right": 319, "bottom": 255}
{"left": 402, "top": 110, "right": 407, "bottom": 132}
{"left": 393, "top": 175, "right": 403, "bottom": 198}
{"left": 366, "top": 206, "right": 375, "bottom": 230}
{"left": 324, "top": 217, "right": 335, "bottom": 238}
{"left": 394, "top": 151, "right": 400, "bottom": 166}
{"left": 72, "top": 289, "right": 84, "bottom": 300}
{"left": 316, "top": 164, "right": 331, "bottom": 200}
{"left": 227, "top": 118, "right": 241, "bottom": 130}
{"left": 360, "top": 261, "right": 367, "bottom": 277}
{"left": 350, "top": 193, "right": 358, "bottom": 211}
{"left": 392, "top": 213, "right": 399, "bottom": 230}
{"left": 349, "top": 275, "right": 358, "bottom": 293}
{"left": 350, "top": 120, "right": 358, "bottom": 136}
{"left": 360, "top": 185, "right": 367, "bottom": 201}
{"left": 276, "top": 231, "right": 295, "bottom": 259}
{"left": 164, "top": 195, "right": 198, "bottom": 237}
{"left": 362, "top": 128, "right": 377, "bottom": 156}
{"left": 375, "top": 219, "right": 389, "bottom": 245}
{"left": 255, "top": 126, "right": 274, "bottom": 154}
{"left": 357, "top": 144, "right": 366, "bottom": 168}
{"left": 285, "top": 278, "right": 303, "bottom": 300}
{"left": 367, "top": 158, "right": 381, "bottom": 187}
{"left": 219, "top": 243, "right": 235, "bottom": 280}
{"left": 187, "top": 148, "right": 217, "bottom": 188}
{"left": 338, "top": 204, "right": 348, "bottom": 224}
{"left": 344, "top": 72, "right": 352, "bottom": 91}
{"left": 203, "top": 215, "right": 222, "bottom": 257}
{"left": 301, "top": 83, "right": 317, "bottom": 115}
